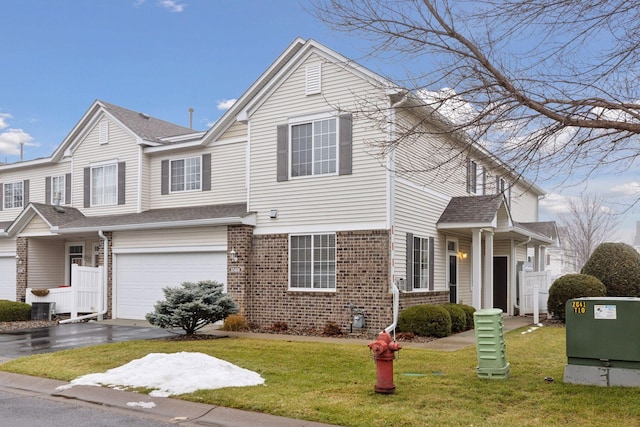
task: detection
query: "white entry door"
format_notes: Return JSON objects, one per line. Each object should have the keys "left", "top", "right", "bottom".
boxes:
{"left": 115, "top": 251, "right": 227, "bottom": 320}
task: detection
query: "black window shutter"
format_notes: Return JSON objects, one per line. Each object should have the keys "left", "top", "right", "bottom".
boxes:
{"left": 429, "top": 237, "right": 435, "bottom": 291}
{"left": 84, "top": 167, "right": 91, "bottom": 208}
{"left": 23, "top": 180, "right": 29, "bottom": 206}
{"left": 338, "top": 113, "right": 352, "bottom": 175}
{"left": 277, "top": 124, "right": 289, "bottom": 182}
{"left": 406, "top": 232, "right": 414, "bottom": 289}
{"left": 0, "top": 183, "right": 3, "bottom": 211}
{"left": 466, "top": 158, "right": 471, "bottom": 193}
{"left": 482, "top": 169, "right": 487, "bottom": 195}
{"left": 45, "top": 177, "right": 51, "bottom": 204}
{"left": 161, "top": 160, "right": 169, "bottom": 194}
{"left": 65, "top": 173, "right": 71, "bottom": 204}
{"left": 202, "top": 153, "right": 211, "bottom": 191}
{"left": 117, "top": 162, "right": 126, "bottom": 205}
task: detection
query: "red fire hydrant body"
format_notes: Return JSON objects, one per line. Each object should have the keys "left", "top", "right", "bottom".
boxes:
{"left": 368, "top": 330, "right": 402, "bottom": 394}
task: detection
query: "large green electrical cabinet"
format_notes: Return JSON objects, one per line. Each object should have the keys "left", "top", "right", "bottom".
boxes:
{"left": 564, "top": 297, "right": 640, "bottom": 387}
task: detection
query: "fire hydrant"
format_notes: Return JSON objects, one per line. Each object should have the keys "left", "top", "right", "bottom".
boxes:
{"left": 368, "top": 330, "right": 402, "bottom": 394}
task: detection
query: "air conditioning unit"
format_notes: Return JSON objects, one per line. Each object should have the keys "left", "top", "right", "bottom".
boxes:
{"left": 31, "top": 302, "right": 56, "bottom": 321}
{"left": 396, "top": 278, "right": 410, "bottom": 292}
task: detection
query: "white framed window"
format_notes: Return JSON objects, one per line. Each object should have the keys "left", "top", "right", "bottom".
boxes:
{"left": 467, "top": 160, "right": 477, "bottom": 194}
{"left": 291, "top": 118, "right": 337, "bottom": 177}
{"left": 91, "top": 163, "right": 118, "bottom": 206}
{"left": 170, "top": 156, "right": 201, "bottom": 192}
{"left": 290, "top": 233, "right": 336, "bottom": 290}
{"left": 413, "top": 236, "right": 431, "bottom": 290}
{"left": 51, "top": 175, "right": 65, "bottom": 205}
{"left": 4, "top": 182, "right": 23, "bottom": 209}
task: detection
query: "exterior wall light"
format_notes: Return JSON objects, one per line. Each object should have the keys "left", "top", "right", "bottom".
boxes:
{"left": 229, "top": 249, "right": 238, "bottom": 263}
{"left": 457, "top": 251, "right": 468, "bottom": 260}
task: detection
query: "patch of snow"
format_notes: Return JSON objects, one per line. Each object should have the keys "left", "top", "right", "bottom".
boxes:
{"left": 57, "top": 352, "right": 265, "bottom": 397}
{"left": 126, "top": 401, "right": 156, "bottom": 409}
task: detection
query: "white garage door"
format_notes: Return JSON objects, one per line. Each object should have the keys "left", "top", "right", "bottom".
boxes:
{"left": 115, "top": 252, "right": 227, "bottom": 320}
{"left": 0, "top": 256, "right": 16, "bottom": 301}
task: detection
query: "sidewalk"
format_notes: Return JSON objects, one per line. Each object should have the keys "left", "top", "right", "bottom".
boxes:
{"left": 0, "top": 316, "right": 536, "bottom": 427}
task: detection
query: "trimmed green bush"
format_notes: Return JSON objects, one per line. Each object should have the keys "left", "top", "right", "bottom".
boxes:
{"left": 581, "top": 242, "right": 640, "bottom": 297}
{"left": 442, "top": 303, "right": 467, "bottom": 333}
{"left": 0, "top": 300, "right": 32, "bottom": 322}
{"left": 547, "top": 274, "right": 606, "bottom": 321}
{"left": 458, "top": 304, "right": 476, "bottom": 330}
{"left": 398, "top": 304, "right": 452, "bottom": 338}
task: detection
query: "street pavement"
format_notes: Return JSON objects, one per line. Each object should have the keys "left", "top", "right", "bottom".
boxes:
{"left": 0, "top": 316, "right": 533, "bottom": 426}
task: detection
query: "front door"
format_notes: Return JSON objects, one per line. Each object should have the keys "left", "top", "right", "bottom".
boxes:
{"left": 67, "top": 244, "right": 84, "bottom": 285}
{"left": 449, "top": 254, "right": 458, "bottom": 303}
{"left": 493, "top": 256, "right": 508, "bottom": 312}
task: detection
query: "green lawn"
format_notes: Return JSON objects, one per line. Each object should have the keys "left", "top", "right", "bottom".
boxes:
{"left": 2, "top": 326, "right": 640, "bottom": 426}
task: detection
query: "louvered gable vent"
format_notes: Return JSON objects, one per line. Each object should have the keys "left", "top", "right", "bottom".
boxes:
{"left": 305, "top": 62, "right": 322, "bottom": 95}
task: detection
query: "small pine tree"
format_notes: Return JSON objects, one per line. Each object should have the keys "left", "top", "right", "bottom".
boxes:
{"left": 146, "top": 280, "right": 238, "bottom": 335}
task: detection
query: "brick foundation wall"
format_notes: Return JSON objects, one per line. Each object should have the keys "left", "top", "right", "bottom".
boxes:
{"left": 248, "top": 229, "right": 393, "bottom": 333}
{"left": 398, "top": 291, "right": 450, "bottom": 312}
{"left": 97, "top": 232, "right": 113, "bottom": 319}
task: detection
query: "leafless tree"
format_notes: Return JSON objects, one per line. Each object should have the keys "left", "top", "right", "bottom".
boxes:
{"left": 310, "top": 0, "right": 640, "bottom": 193}
{"left": 558, "top": 194, "right": 620, "bottom": 271}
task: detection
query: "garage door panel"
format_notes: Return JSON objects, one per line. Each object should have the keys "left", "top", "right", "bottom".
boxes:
{"left": 116, "top": 252, "right": 226, "bottom": 320}
{"left": 0, "top": 257, "right": 16, "bottom": 301}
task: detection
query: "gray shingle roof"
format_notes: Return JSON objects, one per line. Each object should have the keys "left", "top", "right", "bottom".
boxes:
{"left": 30, "top": 202, "right": 86, "bottom": 227}
{"left": 100, "top": 101, "right": 196, "bottom": 142}
{"left": 0, "top": 221, "right": 12, "bottom": 231}
{"left": 59, "top": 203, "right": 250, "bottom": 230}
{"left": 437, "top": 195, "right": 504, "bottom": 224}
{"left": 516, "top": 221, "right": 557, "bottom": 240}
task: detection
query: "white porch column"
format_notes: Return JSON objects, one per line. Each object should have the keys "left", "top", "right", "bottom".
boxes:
{"left": 483, "top": 230, "right": 494, "bottom": 309}
{"left": 471, "top": 228, "right": 482, "bottom": 310}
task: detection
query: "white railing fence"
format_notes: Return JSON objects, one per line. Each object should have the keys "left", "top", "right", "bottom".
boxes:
{"left": 519, "top": 270, "right": 551, "bottom": 322}
{"left": 26, "top": 265, "right": 103, "bottom": 318}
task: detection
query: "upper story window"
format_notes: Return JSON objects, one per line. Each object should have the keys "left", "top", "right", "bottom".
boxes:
{"left": 3, "top": 181, "right": 23, "bottom": 209}
{"left": 51, "top": 175, "right": 66, "bottom": 205}
{"left": 290, "top": 233, "right": 336, "bottom": 291}
{"left": 291, "top": 118, "right": 337, "bottom": 177}
{"left": 91, "top": 163, "right": 117, "bottom": 206}
{"left": 160, "top": 154, "right": 211, "bottom": 195}
{"left": 171, "top": 156, "right": 201, "bottom": 192}
{"left": 497, "top": 177, "right": 511, "bottom": 206}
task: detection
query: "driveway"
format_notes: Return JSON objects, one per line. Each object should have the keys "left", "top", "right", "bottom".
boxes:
{"left": 0, "top": 322, "right": 173, "bottom": 361}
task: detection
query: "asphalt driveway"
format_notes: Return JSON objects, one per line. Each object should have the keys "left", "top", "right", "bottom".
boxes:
{"left": 0, "top": 322, "right": 173, "bottom": 362}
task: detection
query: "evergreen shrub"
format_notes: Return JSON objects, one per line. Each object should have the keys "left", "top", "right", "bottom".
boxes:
{"left": 398, "top": 304, "right": 452, "bottom": 338}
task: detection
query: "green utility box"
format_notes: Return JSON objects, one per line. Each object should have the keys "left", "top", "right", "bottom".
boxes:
{"left": 564, "top": 297, "right": 640, "bottom": 387}
{"left": 473, "top": 308, "right": 510, "bottom": 379}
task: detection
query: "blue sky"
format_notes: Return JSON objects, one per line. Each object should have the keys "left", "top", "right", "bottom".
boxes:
{"left": 0, "top": 0, "right": 637, "bottom": 242}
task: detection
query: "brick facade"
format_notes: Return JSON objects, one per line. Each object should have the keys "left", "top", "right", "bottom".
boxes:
{"left": 16, "top": 237, "right": 28, "bottom": 302}
{"left": 98, "top": 232, "right": 113, "bottom": 319}
{"left": 226, "top": 224, "right": 254, "bottom": 316}
{"left": 244, "top": 229, "right": 394, "bottom": 333}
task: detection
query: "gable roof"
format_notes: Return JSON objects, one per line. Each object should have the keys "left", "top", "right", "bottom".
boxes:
{"left": 437, "top": 195, "right": 506, "bottom": 226}
{"left": 99, "top": 101, "right": 198, "bottom": 143}
{"left": 5, "top": 202, "right": 86, "bottom": 236}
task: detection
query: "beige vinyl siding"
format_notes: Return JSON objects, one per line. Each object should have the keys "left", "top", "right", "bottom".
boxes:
{"left": 218, "top": 121, "right": 247, "bottom": 141}
{"left": 28, "top": 238, "right": 65, "bottom": 288}
{"left": 456, "top": 236, "right": 472, "bottom": 306}
{"left": 112, "top": 226, "right": 227, "bottom": 250}
{"left": 0, "top": 161, "right": 71, "bottom": 222}
{"left": 393, "top": 109, "right": 469, "bottom": 197}
{"left": 249, "top": 53, "right": 389, "bottom": 231}
{"left": 0, "top": 237, "right": 16, "bottom": 253}
{"left": 393, "top": 180, "right": 449, "bottom": 291}
{"left": 509, "top": 180, "right": 540, "bottom": 222}
{"left": 140, "top": 149, "right": 151, "bottom": 212}
{"left": 71, "top": 116, "right": 139, "bottom": 216}
{"left": 148, "top": 143, "right": 246, "bottom": 209}
{"left": 21, "top": 216, "right": 51, "bottom": 235}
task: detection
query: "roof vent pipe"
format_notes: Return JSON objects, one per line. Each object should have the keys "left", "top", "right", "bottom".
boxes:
{"left": 189, "top": 107, "right": 194, "bottom": 129}
{"left": 20, "top": 142, "right": 24, "bottom": 162}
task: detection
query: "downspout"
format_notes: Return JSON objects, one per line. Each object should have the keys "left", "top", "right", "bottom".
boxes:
{"left": 60, "top": 230, "right": 109, "bottom": 324}
{"left": 385, "top": 282, "right": 399, "bottom": 339}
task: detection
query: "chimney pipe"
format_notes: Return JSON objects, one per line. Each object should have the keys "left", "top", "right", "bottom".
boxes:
{"left": 20, "top": 142, "right": 24, "bottom": 162}
{"left": 188, "top": 107, "right": 194, "bottom": 130}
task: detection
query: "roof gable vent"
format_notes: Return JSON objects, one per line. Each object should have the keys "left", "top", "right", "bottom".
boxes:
{"left": 305, "top": 62, "right": 322, "bottom": 95}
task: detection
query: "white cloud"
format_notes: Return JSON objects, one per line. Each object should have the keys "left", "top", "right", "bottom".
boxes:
{"left": 0, "top": 113, "right": 12, "bottom": 129}
{"left": 217, "top": 99, "right": 237, "bottom": 111}
{"left": 539, "top": 193, "right": 572, "bottom": 216}
{"left": 611, "top": 181, "right": 640, "bottom": 197}
{"left": 132, "top": 0, "right": 146, "bottom": 7}
{"left": 158, "top": 0, "right": 186, "bottom": 12}
{"left": 0, "top": 128, "right": 37, "bottom": 156}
